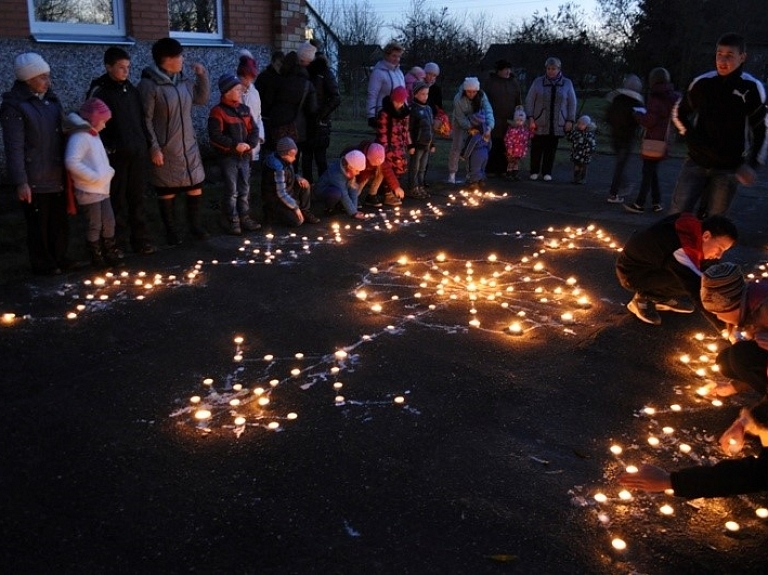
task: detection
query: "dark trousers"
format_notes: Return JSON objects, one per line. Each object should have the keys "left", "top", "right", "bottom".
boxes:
{"left": 608, "top": 143, "right": 632, "bottom": 196}
{"left": 109, "top": 153, "right": 152, "bottom": 250}
{"left": 23, "top": 192, "right": 69, "bottom": 274}
{"left": 717, "top": 340, "right": 768, "bottom": 395}
{"left": 301, "top": 144, "right": 329, "bottom": 184}
{"left": 635, "top": 159, "right": 661, "bottom": 206}
{"left": 615, "top": 262, "right": 688, "bottom": 301}
{"left": 530, "top": 135, "right": 560, "bottom": 176}
{"left": 487, "top": 136, "right": 507, "bottom": 175}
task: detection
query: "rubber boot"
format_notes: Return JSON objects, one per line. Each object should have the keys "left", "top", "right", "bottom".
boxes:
{"left": 186, "top": 194, "right": 210, "bottom": 240}
{"left": 87, "top": 241, "right": 106, "bottom": 269}
{"left": 102, "top": 236, "right": 124, "bottom": 266}
{"left": 158, "top": 197, "right": 181, "bottom": 245}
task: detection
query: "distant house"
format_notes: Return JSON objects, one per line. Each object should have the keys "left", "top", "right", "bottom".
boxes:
{"left": 0, "top": 0, "right": 312, "bottom": 176}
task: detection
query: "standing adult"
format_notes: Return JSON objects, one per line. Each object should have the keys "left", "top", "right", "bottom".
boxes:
{"left": 138, "top": 37, "right": 210, "bottom": 245}
{"left": 669, "top": 33, "right": 767, "bottom": 218}
{"left": 366, "top": 41, "right": 406, "bottom": 127}
{"left": 255, "top": 50, "right": 284, "bottom": 149}
{"left": 605, "top": 74, "right": 644, "bottom": 203}
{"left": 86, "top": 47, "right": 157, "bottom": 255}
{"left": 484, "top": 59, "right": 522, "bottom": 177}
{"left": 305, "top": 40, "right": 341, "bottom": 183}
{"left": 525, "top": 57, "right": 577, "bottom": 181}
{"left": 448, "top": 77, "right": 494, "bottom": 184}
{"left": 1, "top": 53, "right": 74, "bottom": 275}
{"left": 236, "top": 49, "right": 265, "bottom": 163}
{"left": 625, "top": 68, "right": 680, "bottom": 213}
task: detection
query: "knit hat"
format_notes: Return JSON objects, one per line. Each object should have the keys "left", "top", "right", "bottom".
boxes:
{"left": 577, "top": 115, "right": 595, "bottom": 130}
{"left": 408, "top": 66, "right": 426, "bottom": 80}
{"left": 276, "top": 137, "right": 298, "bottom": 155}
{"left": 79, "top": 97, "right": 112, "bottom": 126}
{"left": 623, "top": 74, "right": 643, "bottom": 93}
{"left": 297, "top": 42, "right": 317, "bottom": 63}
{"left": 365, "top": 143, "right": 385, "bottom": 166}
{"left": 391, "top": 86, "right": 408, "bottom": 104}
{"left": 14, "top": 52, "right": 50, "bottom": 81}
{"left": 513, "top": 106, "right": 527, "bottom": 124}
{"left": 412, "top": 81, "right": 429, "bottom": 96}
{"left": 424, "top": 62, "right": 440, "bottom": 75}
{"left": 237, "top": 49, "right": 258, "bottom": 78}
{"left": 463, "top": 77, "right": 480, "bottom": 91}
{"left": 700, "top": 262, "right": 745, "bottom": 314}
{"left": 151, "top": 37, "right": 183, "bottom": 65}
{"left": 495, "top": 59, "right": 513, "bottom": 71}
{"left": 344, "top": 150, "right": 367, "bottom": 173}
{"left": 218, "top": 73, "right": 240, "bottom": 95}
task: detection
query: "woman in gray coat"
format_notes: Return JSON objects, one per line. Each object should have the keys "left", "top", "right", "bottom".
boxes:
{"left": 138, "top": 37, "right": 210, "bottom": 245}
{"left": 524, "top": 57, "right": 577, "bottom": 181}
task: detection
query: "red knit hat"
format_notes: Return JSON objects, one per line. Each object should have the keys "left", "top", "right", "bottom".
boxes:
{"left": 80, "top": 97, "right": 112, "bottom": 126}
{"left": 391, "top": 86, "right": 408, "bottom": 104}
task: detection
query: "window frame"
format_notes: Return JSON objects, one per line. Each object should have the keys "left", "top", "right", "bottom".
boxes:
{"left": 27, "top": 0, "right": 127, "bottom": 38}
{"left": 169, "top": 0, "right": 225, "bottom": 42}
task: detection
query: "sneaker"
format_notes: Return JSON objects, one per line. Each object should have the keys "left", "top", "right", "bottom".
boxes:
{"left": 221, "top": 216, "right": 241, "bottom": 235}
{"left": 446, "top": 173, "right": 456, "bottom": 184}
{"left": 365, "top": 194, "right": 383, "bottom": 208}
{"left": 240, "top": 217, "right": 262, "bottom": 232}
{"left": 529, "top": 173, "right": 539, "bottom": 181}
{"left": 406, "top": 187, "right": 429, "bottom": 200}
{"left": 543, "top": 174, "right": 552, "bottom": 181}
{"left": 607, "top": 195, "right": 624, "bottom": 204}
{"left": 301, "top": 210, "right": 320, "bottom": 224}
{"left": 133, "top": 242, "right": 158, "bottom": 255}
{"left": 623, "top": 202, "right": 644, "bottom": 213}
{"left": 383, "top": 192, "right": 402, "bottom": 207}
{"left": 655, "top": 298, "right": 695, "bottom": 313}
{"left": 652, "top": 204, "right": 663, "bottom": 212}
{"left": 627, "top": 296, "right": 661, "bottom": 325}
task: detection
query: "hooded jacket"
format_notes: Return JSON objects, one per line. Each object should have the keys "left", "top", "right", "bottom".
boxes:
{"left": 673, "top": 65, "right": 767, "bottom": 170}
{"left": 137, "top": 63, "right": 209, "bottom": 189}
{"left": 366, "top": 59, "right": 405, "bottom": 119}
{"left": 64, "top": 112, "right": 115, "bottom": 203}
{"left": 0, "top": 81, "right": 65, "bottom": 193}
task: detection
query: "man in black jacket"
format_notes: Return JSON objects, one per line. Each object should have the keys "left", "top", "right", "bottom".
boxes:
{"left": 87, "top": 47, "right": 156, "bottom": 254}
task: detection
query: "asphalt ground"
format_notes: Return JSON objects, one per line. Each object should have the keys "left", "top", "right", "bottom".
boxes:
{"left": 2, "top": 151, "right": 768, "bottom": 574}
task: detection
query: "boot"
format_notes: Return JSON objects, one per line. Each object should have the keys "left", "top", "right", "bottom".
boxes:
{"left": 102, "top": 237, "right": 124, "bottom": 266}
{"left": 158, "top": 197, "right": 182, "bottom": 245}
{"left": 186, "top": 194, "right": 210, "bottom": 240}
{"left": 87, "top": 241, "right": 106, "bottom": 269}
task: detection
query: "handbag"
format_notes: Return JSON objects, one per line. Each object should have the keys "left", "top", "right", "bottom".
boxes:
{"left": 640, "top": 138, "right": 667, "bottom": 159}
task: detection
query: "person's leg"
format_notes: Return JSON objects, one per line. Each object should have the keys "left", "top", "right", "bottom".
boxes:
{"left": 47, "top": 191, "right": 70, "bottom": 268}
{"left": 236, "top": 159, "right": 251, "bottom": 220}
{"left": 529, "top": 135, "right": 543, "bottom": 176}
{"left": 122, "top": 154, "right": 153, "bottom": 251}
{"left": 649, "top": 161, "right": 661, "bottom": 205}
{"left": 100, "top": 199, "right": 123, "bottom": 265}
{"left": 407, "top": 150, "right": 418, "bottom": 190}
{"left": 487, "top": 136, "right": 505, "bottom": 175}
{"left": 315, "top": 145, "right": 329, "bottom": 178}
{"left": 220, "top": 157, "right": 239, "bottom": 223}
{"left": 416, "top": 148, "right": 430, "bottom": 187}
{"left": 700, "top": 169, "right": 738, "bottom": 217}
{"left": 448, "top": 130, "right": 464, "bottom": 177}
{"left": 185, "top": 189, "right": 209, "bottom": 239}
{"left": 108, "top": 154, "right": 130, "bottom": 247}
{"left": 634, "top": 159, "right": 653, "bottom": 206}
{"left": 157, "top": 193, "right": 180, "bottom": 245}
{"left": 300, "top": 142, "right": 314, "bottom": 184}
{"left": 541, "top": 135, "right": 559, "bottom": 177}
{"left": 608, "top": 144, "right": 631, "bottom": 197}
{"left": 669, "top": 158, "right": 707, "bottom": 214}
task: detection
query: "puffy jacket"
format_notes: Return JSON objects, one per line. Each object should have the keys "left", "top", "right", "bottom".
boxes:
{"left": 366, "top": 59, "right": 405, "bottom": 119}
{"left": 0, "top": 81, "right": 65, "bottom": 193}
{"left": 525, "top": 73, "right": 577, "bottom": 137}
{"left": 409, "top": 101, "right": 434, "bottom": 148}
{"left": 207, "top": 100, "right": 259, "bottom": 158}
{"left": 137, "top": 63, "right": 209, "bottom": 188}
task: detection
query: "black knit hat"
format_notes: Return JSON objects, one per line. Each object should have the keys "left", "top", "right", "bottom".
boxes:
{"left": 700, "top": 262, "right": 745, "bottom": 313}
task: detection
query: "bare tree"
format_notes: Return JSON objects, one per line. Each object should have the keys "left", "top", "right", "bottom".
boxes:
{"left": 311, "top": 0, "right": 382, "bottom": 45}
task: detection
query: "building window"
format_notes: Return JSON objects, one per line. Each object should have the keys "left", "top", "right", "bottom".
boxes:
{"left": 169, "top": 0, "right": 223, "bottom": 40}
{"left": 28, "top": 0, "right": 126, "bottom": 37}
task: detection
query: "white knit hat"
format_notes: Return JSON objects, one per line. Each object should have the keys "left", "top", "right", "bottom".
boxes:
{"left": 463, "top": 77, "right": 480, "bottom": 91}
{"left": 14, "top": 52, "right": 50, "bottom": 81}
{"left": 344, "top": 150, "right": 367, "bottom": 172}
{"left": 424, "top": 62, "right": 440, "bottom": 75}
{"left": 297, "top": 42, "right": 317, "bottom": 63}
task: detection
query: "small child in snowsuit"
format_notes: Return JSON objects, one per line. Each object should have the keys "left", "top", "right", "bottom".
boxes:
{"left": 503, "top": 106, "right": 533, "bottom": 181}
{"left": 64, "top": 98, "right": 121, "bottom": 268}
{"left": 566, "top": 114, "right": 597, "bottom": 184}
{"left": 460, "top": 111, "right": 491, "bottom": 185}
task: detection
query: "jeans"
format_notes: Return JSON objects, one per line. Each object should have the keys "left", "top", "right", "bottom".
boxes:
{"left": 81, "top": 197, "right": 116, "bottom": 242}
{"left": 408, "top": 147, "right": 430, "bottom": 189}
{"left": 669, "top": 158, "right": 738, "bottom": 217}
{"left": 635, "top": 159, "right": 661, "bottom": 206}
{"left": 608, "top": 143, "right": 632, "bottom": 196}
{"left": 219, "top": 156, "right": 251, "bottom": 221}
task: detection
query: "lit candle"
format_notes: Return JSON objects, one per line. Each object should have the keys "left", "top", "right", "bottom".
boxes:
{"left": 194, "top": 409, "right": 211, "bottom": 420}
{"left": 394, "top": 396, "right": 405, "bottom": 404}
{"left": 756, "top": 508, "right": 768, "bottom": 519}
{"left": 679, "top": 443, "right": 691, "bottom": 454}
{"left": 190, "top": 395, "right": 201, "bottom": 404}
{"left": 267, "top": 421, "right": 280, "bottom": 430}
{"left": 647, "top": 436, "right": 660, "bottom": 447}
{"left": 1, "top": 313, "right": 16, "bottom": 324}
{"left": 334, "top": 395, "right": 345, "bottom": 403}
{"left": 234, "top": 416, "right": 246, "bottom": 426}
{"left": 233, "top": 336, "right": 244, "bottom": 344}
{"left": 560, "top": 312, "right": 575, "bottom": 325}
{"left": 594, "top": 492, "right": 607, "bottom": 503}
{"left": 233, "top": 384, "right": 242, "bottom": 391}
{"left": 660, "top": 504, "right": 674, "bottom": 515}
{"left": 290, "top": 368, "right": 301, "bottom": 377}
{"left": 618, "top": 490, "right": 633, "bottom": 501}
{"left": 725, "top": 521, "right": 740, "bottom": 532}
{"left": 611, "top": 538, "right": 627, "bottom": 551}
{"left": 508, "top": 322, "right": 523, "bottom": 336}
{"left": 610, "top": 445, "right": 623, "bottom": 455}
{"left": 258, "top": 397, "right": 270, "bottom": 406}
{"left": 625, "top": 465, "right": 638, "bottom": 474}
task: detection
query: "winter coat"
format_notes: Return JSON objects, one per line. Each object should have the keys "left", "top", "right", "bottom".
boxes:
{"left": 504, "top": 124, "right": 533, "bottom": 160}
{"left": 566, "top": 127, "right": 597, "bottom": 164}
{"left": 137, "top": 63, "right": 209, "bottom": 189}
{"left": 86, "top": 73, "right": 151, "bottom": 158}
{"left": 0, "top": 81, "right": 65, "bottom": 193}
{"left": 269, "top": 66, "right": 317, "bottom": 144}
{"left": 255, "top": 65, "right": 281, "bottom": 119}
{"left": 207, "top": 100, "right": 259, "bottom": 158}
{"left": 314, "top": 159, "right": 359, "bottom": 216}
{"left": 636, "top": 82, "right": 680, "bottom": 143}
{"left": 671, "top": 447, "right": 768, "bottom": 498}
{"left": 307, "top": 55, "right": 341, "bottom": 147}
{"left": 452, "top": 89, "right": 495, "bottom": 135}
{"left": 64, "top": 113, "right": 115, "bottom": 204}
{"left": 366, "top": 59, "right": 405, "bottom": 119}
{"left": 485, "top": 72, "right": 523, "bottom": 139}
{"left": 673, "top": 65, "right": 767, "bottom": 170}
{"left": 375, "top": 96, "right": 411, "bottom": 175}
{"left": 525, "top": 73, "right": 577, "bottom": 137}
{"left": 606, "top": 89, "right": 644, "bottom": 149}
{"left": 261, "top": 152, "right": 299, "bottom": 210}
{"left": 409, "top": 101, "right": 434, "bottom": 148}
